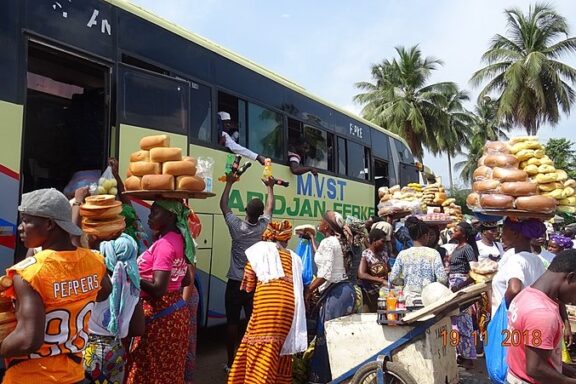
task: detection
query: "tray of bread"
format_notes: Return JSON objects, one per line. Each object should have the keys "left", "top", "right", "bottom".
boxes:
{"left": 123, "top": 190, "right": 215, "bottom": 200}
{"left": 471, "top": 208, "right": 554, "bottom": 220}
{"left": 124, "top": 135, "right": 213, "bottom": 197}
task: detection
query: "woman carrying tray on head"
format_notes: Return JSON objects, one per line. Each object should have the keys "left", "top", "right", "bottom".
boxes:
{"left": 126, "top": 199, "right": 195, "bottom": 384}
{"left": 447, "top": 221, "right": 479, "bottom": 369}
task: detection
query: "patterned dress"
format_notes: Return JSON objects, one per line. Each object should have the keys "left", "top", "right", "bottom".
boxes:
{"left": 227, "top": 249, "right": 295, "bottom": 384}
{"left": 388, "top": 246, "right": 448, "bottom": 294}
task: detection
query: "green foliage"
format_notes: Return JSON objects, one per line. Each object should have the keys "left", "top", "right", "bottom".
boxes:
{"left": 545, "top": 138, "right": 576, "bottom": 179}
{"left": 354, "top": 45, "right": 458, "bottom": 161}
{"left": 471, "top": 3, "right": 576, "bottom": 134}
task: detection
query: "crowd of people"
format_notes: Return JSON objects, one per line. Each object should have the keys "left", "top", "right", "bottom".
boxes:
{"left": 5, "top": 148, "right": 576, "bottom": 384}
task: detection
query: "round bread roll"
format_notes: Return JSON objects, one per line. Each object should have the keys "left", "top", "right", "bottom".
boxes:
{"left": 473, "top": 179, "right": 501, "bottom": 193}
{"left": 176, "top": 176, "right": 205, "bottom": 192}
{"left": 479, "top": 194, "right": 515, "bottom": 209}
{"left": 82, "top": 216, "right": 126, "bottom": 240}
{"left": 515, "top": 195, "right": 557, "bottom": 214}
{"left": 79, "top": 204, "right": 123, "bottom": 220}
{"left": 139, "top": 135, "right": 170, "bottom": 150}
{"left": 130, "top": 150, "right": 150, "bottom": 162}
{"left": 84, "top": 195, "right": 116, "bottom": 206}
{"left": 565, "top": 179, "right": 576, "bottom": 188}
{"left": 129, "top": 161, "right": 161, "bottom": 176}
{"left": 125, "top": 176, "right": 142, "bottom": 191}
{"left": 556, "top": 169, "right": 569, "bottom": 182}
{"left": 473, "top": 166, "right": 493, "bottom": 181}
{"left": 163, "top": 160, "right": 197, "bottom": 176}
{"left": 477, "top": 155, "right": 487, "bottom": 167}
{"left": 466, "top": 192, "right": 480, "bottom": 208}
{"left": 538, "top": 164, "right": 556, "bottom": 174}
{"left": 500, "top": 182, "right": 538, "bottom": 197}
{"left": 524, "top": 164, "right": 539, "bottom": 176}
{"left": 535, "top": 173, "right": 558, "bottom": 184}
{"left": 492, "top": 167, "right": 528, "bottom": 182}
{"left": 515, "top": 149, "right": 535, "bottom": 161}
{"left": 509, "top": 136, "right": 538, "bottom": 145}
{"left": 483, "top": 141, "right": 510, "bottom": 154}
{"left": 149, "top": 147, "right": 182, "bottom": 163}
{"left": 142, "top": 174, "right": 175, "bottom": 190}
{"left": 484, "top": 153, "right": 519, "bottom": 168}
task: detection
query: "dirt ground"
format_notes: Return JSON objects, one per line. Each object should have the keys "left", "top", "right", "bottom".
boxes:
{"left": 194, "top": 325, "right": 492, "bottom": 384}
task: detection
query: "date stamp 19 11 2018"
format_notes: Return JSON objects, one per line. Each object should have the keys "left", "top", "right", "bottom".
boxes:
{"left": 440, "top": 329, "right": 543, "bottom": 347}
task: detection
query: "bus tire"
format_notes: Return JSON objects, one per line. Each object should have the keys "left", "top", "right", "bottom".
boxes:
{"left": 350, "top": 361, "right": 417, "bottom": 384}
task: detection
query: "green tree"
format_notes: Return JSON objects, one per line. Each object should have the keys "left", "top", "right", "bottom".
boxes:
{"left": 354, "top": 45, "right": 457, "bottom": 161}
{"left": 427, "top": 88, "right": 474, "bottom": 193}
{"left": 455, "top": 97, "right": 510, "bottom": 184}
{"left": 545, "top": 138, "right": 576, "bottom": 179}
{"left": 471, "top": 3, "right": 576, "bottom": 134}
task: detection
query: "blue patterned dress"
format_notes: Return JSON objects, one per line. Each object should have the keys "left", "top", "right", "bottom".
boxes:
{"left": 388, "top": 246, "right": 448, "bottom": 294}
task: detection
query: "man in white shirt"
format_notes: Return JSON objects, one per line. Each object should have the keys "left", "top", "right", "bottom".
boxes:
{"left": 217, "top": 111, "right": 266, "bottom": 165}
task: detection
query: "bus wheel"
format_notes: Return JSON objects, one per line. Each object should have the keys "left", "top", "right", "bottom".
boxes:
{"left": 350, "top": 361, "right": 417, "bottom": 384}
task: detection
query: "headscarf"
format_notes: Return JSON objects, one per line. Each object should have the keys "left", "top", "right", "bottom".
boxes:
{"left": 504, "top": 218, "right": 546, "bottom": 240}
{"left": 550, "top": 234, "right": 574, "bottom": 250}
{"left": 99, "top": 233, "right": 140, "bottom": 335}
{"left": 155, "top": 200, "right": 196, "bottom": 264}
{"left": 346, "top": 216, "right": 368, "bottom": 248}
{"left": 263, "top": 220, "right": 293, "bottom": 242}
{"left": 120, "top": 203, "right": 149, "bottom": 254}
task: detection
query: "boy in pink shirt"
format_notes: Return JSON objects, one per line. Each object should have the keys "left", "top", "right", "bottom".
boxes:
{"left": 506, "top": 249, "right": 576, "bottom": 384}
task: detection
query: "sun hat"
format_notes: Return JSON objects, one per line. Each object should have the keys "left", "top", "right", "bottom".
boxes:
{"left": 18, "top": 188, "right": 82, "bottom": 236}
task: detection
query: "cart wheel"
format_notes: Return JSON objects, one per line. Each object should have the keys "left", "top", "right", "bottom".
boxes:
{"left": 350, "top": 361, "right": 417, "bottom": 384}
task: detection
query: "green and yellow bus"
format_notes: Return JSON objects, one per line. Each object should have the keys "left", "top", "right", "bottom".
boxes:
{"left": 0, "top": 0, "right": 419, "bottom": 327}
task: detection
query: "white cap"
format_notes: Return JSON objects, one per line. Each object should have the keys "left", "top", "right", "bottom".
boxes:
{"left": 217, "top": 111, "right": 231, "bottom": 121}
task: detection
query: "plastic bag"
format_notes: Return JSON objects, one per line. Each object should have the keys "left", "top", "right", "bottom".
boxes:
{"left": 486, "top": 300, "right": 508, "bottom": 384}
{"left": 295, "top": 239, "right": 314, "bottom": 287}
{"left": 95, "top": 166, "right": 118, "bottom": 195}
{"left": 63, "top": 170, "right": 100, "bottom": 198}
{"left": 196, "top": 156, "right": 215, "bottom": 192}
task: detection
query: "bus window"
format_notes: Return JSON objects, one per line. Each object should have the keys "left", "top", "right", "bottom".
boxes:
{"left": 189, "top": 82, "right": 211, "bottom": 142}
{"left": 337, "top": 137, "right": 347, "bottom": 176}
{"left": 217, "top": 92, "right": 247, "bottom": 147}
{"left": 287, "top": 119, "right": 334, "bottom": 171}
{"left": 347, "top": 141, "right": 370, "bottom": 181}
{"left": 121, "top": 67, "right": 188, "bottom": 134}
{"left": 248, "top": 103, "right": 284, "bottom": 161}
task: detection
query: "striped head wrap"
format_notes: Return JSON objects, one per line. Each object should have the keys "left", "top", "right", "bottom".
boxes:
{"left": 262, "top": 220, "right": 293, "bottom": 242}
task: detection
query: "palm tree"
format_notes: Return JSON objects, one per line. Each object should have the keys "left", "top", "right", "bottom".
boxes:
{"left": 354, "top": 45, "right": 458, "bottom": 161}
{"left": 455, "top": 97, "right": 511, "bottom": 183}
{"left": 428, "top": 88, "right": 474, "bottom": 193}
{"left": 471, "top": 3, "right": 576, "bottom": 134}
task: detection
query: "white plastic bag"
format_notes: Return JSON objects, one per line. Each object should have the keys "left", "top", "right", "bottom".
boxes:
{"left": 96, "top": 166, "right": 118, "bottom": 195}
{"left": 196, "top": 157, "right": 215, "bottom": 192}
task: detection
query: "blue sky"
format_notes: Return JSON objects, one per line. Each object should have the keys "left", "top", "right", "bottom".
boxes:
{"left": 131, "top": 0, "right": 576, "bottom": 187}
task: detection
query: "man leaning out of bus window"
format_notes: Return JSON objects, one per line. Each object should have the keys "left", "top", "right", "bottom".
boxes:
{"left": 217, "top": 111, "right": 266, "bottom": 165}
{"left": 288, "top": 140, "right": 318, "bottom": 176}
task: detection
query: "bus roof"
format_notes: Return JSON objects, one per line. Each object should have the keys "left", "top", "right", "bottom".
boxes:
{"left": 106, "top": 0, "right": 411, "bottom": 150}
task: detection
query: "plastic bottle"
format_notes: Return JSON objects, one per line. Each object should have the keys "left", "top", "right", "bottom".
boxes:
{"left": 386, "top": 290, "right": 398, "bottom": 324}
{"left": 273, "top": 178, "right": 290, "bottom": 187}
{"left": 397, "top": 290, "right": 406, "bottom": 310}
{"left": 225, "top": 154, "right": 234, "bottom": 175}
{"left": 262, "top": 158, "right": 272, "bottom": 179}
{"left": 231, "top": 155, "right": 242, "bottom": 175}
{"left": 236, "top": 161, "right": 252, "bottom": 176}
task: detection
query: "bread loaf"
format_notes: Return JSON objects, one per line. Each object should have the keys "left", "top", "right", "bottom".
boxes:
{"left": 129, "top": 161, "right": 161, "bottom": 176}
{"left": 473, "top": 166, "right": 493, "bottom": 181}
{"left": 163, "top": 161, "right": 197, "bottom": 176}
{"left": 466, "top": 192, "right": 480, "bottom": 208}
{"left": 140, "top": 135, "right": 170, "bottom": 150}
{"left": 500, "top": 182, "right": 538, "bottom": 197}
{"left": 473, "top": 179, "right": 501, "bottom": 193}
{"left": 515, "top": 195, "right": 557, "bottom": 214}
{"left": 484, "top": 154, "right": 519, "bottom": 168}
{"left": 483, "top": 141, "right": 510, "bottom": 154}
{"left": 141, "top": 174, "right": 174, "bottom": 190}
{"left": 176, "top": 176, "right": 205, "bottom": 192}
{"left": 130, "top": 150, "right": 150, "bottom": 162}
{"left": 125, "top": 176, "right": 142, "bottom": 191}
{"left": 149, "top": 147, "right": 182, "bottom": 163}
{"left": 479, "top": 194, "right": 515, "bottom": 209}
{"left": 492, "top": 167, "right": 528, "bottom": 182}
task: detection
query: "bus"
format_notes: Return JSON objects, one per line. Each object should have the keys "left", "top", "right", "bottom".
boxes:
{"left": 0, "top": 0, "right": 420, "bottom": 327}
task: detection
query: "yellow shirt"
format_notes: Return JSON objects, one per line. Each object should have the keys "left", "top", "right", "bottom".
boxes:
{"left": 3, "top": 248, "right": 106, "bottom": 383}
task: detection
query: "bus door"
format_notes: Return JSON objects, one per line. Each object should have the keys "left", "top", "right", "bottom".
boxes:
{"left": 373, "top": 157, "right": 390, "bottom": 208}
{"left": 18, "top": 41, "right": 111, "bottom": 260}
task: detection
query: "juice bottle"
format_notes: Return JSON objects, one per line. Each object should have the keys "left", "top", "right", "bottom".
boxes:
{"left": 225, "top": 154, "right": 234, "bottom": 175}
{"left": 262, "top": 158, "right": 272, "bottom": 179}
{"left": 386, "top": 290, "right": 397, "bottom": 324}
